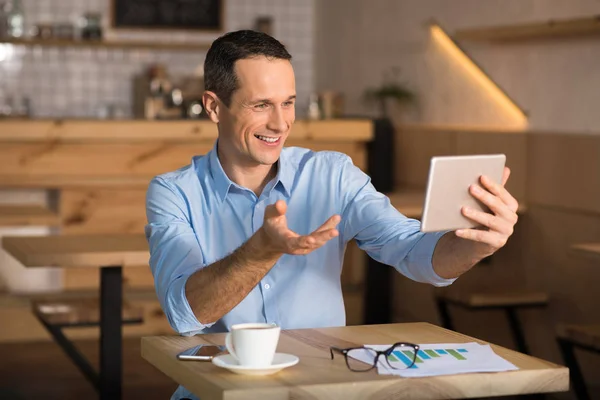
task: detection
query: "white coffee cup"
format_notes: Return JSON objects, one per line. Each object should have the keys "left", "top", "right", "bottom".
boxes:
{"left": 225, "top": 323, "right": 280, "bottom": 367}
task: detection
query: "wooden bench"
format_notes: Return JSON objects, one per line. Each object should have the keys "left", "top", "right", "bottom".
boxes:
{"left": 30, "top": 296, "right": 144, "bottom": 392}
{"left": 556, "top": 324, "right": 600, "bottom": 400}
{"left": 437, "top": 291, "right": 549, "bottom": 308}
{"left": 32, "top": 298, "right": 144, "bottom": 328}
{"left": 436, "top": 290, "right": 549, "bottom": 355}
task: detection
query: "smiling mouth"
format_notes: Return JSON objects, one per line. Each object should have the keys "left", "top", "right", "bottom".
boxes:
{"left": 255, "top": 134, "right": 281, "bottom": 143}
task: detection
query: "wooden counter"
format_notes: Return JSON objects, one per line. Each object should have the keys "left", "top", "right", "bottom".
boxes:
{"left": 0, "top": 119, "right": 373, "bottom": 142}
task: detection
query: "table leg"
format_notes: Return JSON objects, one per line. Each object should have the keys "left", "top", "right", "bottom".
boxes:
{"left": 36, "top": 316, "right": 99, "bottom": 390}
{"left": 505, "top": 307, "right": 530, "bottom": 355}
{"left": 364, "top": 259, "right": 393, "bottom": 324}
{"left": 557, "top": 338, "right": 591, "bottom": 400}
{"left": 99, "top": 266, "right": 123, "bottom": 400}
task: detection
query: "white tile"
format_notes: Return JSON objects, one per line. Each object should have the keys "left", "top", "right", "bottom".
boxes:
{"left": 10, "top": 0, "right": 315, "bottom": 117}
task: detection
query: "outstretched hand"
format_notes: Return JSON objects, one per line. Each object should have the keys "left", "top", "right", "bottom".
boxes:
{"left": 260, "top": 200, "right": 341, "bottom": 255}
{"left": 456, "top": 166, "right": 519, "bottom": 254}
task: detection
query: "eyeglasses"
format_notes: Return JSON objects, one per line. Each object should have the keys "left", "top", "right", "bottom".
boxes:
{"left": 330, "top": 342, "right": 420, "bottom": 372}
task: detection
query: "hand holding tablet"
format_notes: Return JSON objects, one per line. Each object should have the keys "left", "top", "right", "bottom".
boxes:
{"left": 420, "top": 154, "right": 518, "bottom": 237}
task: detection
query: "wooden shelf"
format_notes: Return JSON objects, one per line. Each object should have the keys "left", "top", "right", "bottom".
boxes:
{"left": 0, "top": 205, "right": 59, "bottom": 227}
{"left": 454, "top": 15, "right": 600, "bottom": 42}
{"left": 0, "top": 37, "right": 211, "bottom": 51}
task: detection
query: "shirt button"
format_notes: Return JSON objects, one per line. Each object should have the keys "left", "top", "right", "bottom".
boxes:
{"left": 264, "top": 283, "right": 271, "bottom": 290}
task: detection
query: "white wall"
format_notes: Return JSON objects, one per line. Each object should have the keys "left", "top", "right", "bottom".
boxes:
{"left": 316, "top": 0, "right": 600, "bottom": 133}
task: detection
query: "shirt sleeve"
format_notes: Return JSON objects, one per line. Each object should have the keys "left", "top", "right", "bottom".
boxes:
{"left": 145, "top": 176, "right": 215, "bottom": 335}
{"left": 338, "top": 155, "right": 456, "bottom": 287}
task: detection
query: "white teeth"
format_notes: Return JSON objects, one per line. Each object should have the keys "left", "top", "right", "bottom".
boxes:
{"left": 256, "top": 135, "right": 279, "bottom": 143}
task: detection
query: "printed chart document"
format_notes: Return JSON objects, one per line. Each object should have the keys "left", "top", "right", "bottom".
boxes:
{"left": 350, "top": 342, "right": 518, "bottom": 377}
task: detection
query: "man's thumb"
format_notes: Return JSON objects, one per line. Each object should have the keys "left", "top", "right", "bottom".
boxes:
{"left": 265, "top": 200, "right": 287, "bottom": 219}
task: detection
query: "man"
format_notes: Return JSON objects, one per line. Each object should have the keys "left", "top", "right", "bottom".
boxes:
{"left": 145, "top": 30, "right": 518, "bottom": 399}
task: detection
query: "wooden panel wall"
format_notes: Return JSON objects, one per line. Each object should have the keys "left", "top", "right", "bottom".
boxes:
{"left": 392, "top": 125, "right": 600, "bottom": 386}
{"left": 527, "top": 133, "right": 600, "bottom": 214}
{"left": 521, "top": 133, "right": 600, "bottom": 379}
{"left": 392, "top": 125, "right": 528, "bottom": 332}
{"left": 396, "top": 128, "right": 456, "bottom": 189}
{"left": 456, "top": 131, "right": 527, "bottom": 202}
{"left": 395, "top": 125, "right": 527, "bottom": 201}
{"left": 392, "top": 126, "right": 529, "bottom": 344}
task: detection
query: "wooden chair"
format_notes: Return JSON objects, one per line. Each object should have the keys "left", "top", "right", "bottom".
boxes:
{"left": 556, "top": 324, "right": 600, "bottom": 400}
{"left": 31, "top": 297, "right": 143, "bottom": 390}
{"left": 436, "top": 290, "right": 549, "bottom": 355}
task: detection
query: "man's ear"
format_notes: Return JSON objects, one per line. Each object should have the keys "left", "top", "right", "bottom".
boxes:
{"left": 202, "top": 91, "right": 220, "bottom": 123}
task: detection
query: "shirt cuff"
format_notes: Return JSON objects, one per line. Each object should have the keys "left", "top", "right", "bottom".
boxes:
{"left": 410, "top": 230, "right": 457, "bottom": 287}
{"left": 165, "top": 273, "right": 215, "bottom": 336}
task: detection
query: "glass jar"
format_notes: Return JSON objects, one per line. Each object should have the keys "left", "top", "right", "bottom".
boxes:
{"left": 6, "top": 0, "right": 24, "bottom": 38}
{"left": 81, "top": 12, "right": 101, "bottom": 40}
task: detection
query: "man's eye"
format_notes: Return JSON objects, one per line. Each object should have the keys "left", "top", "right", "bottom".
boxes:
{"left": 254, "top": 103, "right": 268, "bottom": 109}
{"left": 283, "top": 101, "right": 295, "bottom": 107}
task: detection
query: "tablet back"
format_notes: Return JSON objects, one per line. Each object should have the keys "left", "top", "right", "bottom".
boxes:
{"left": 421, "top": 154, "right": 506, "bottom": 232}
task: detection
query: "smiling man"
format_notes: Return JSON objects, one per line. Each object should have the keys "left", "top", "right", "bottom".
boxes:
{"left": 145, "top": 30, "right": 519, "bottom": 400}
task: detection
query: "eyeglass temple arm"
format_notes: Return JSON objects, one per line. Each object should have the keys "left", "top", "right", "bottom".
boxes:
{"left": 330, "top": 346, "right": 344, "bottom": 360}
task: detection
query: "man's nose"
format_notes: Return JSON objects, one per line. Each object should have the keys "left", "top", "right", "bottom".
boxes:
{"left": 267, "top": 108, "right": 288, "bottom": 133}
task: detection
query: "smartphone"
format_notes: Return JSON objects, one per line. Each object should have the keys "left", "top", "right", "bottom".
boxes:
{"left": 176, "top": 344, "right": 227, "bottom": 361}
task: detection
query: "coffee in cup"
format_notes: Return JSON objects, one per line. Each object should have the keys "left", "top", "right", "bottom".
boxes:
{"left": 225, "top": 323, "right": 280, "bottom": 367}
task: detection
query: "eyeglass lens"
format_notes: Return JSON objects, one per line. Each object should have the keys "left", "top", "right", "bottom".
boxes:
{"left": 346, "top": 344, "right": 417, "bottom": 371}
{"left": 384, "top": 344, "right": 418, "bottom": 369}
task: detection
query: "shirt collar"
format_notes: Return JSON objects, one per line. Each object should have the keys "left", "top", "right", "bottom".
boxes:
{"left": 208, "top": 141, "right": 293, "bottom": 202}
{"left": 274, "top": 148, "right": 293, "bottom": 197}
{"left": 208, "top": 141, "right": 233, "bottom": 203}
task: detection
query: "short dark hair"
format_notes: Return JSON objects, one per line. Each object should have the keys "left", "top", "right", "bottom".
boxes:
{"left": 204, "top": 30, "right": 292, "bottom": 107}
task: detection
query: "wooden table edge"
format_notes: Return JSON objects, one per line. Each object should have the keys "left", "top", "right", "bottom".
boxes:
{"left": 140, "top": 323, "right": 569, "bottom": 400}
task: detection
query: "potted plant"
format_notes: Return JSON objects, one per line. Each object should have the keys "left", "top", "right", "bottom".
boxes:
{"left": 363, "top": 66, "right": 415, "bottom": 119}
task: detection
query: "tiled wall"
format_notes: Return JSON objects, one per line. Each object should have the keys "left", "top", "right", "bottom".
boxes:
{"left": 0, "top": 0, "right": 314, "bottom": 118}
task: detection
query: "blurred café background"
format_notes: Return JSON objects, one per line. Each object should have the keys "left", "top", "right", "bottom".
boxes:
{"left": 0, "top": 0, "right": 599, "bottom": 399}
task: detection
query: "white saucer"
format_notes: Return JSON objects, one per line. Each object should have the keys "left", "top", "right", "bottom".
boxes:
{"left": 212, "top": 353, "right": 299, "bottom": 376}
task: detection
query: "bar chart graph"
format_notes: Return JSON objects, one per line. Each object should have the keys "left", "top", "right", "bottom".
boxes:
{"left": 351, "top": 343, "right": 518, "bottom": 377}
{"left": 388, "top": 348, "right": 470, "bottom": 369}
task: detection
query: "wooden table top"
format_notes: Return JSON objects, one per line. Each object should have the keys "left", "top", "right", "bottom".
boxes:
{"left": 1, "top": 233, "right": 149, "bottom": 268}
{"left": 387, "top": 190, "right": 527, "bottom": 219}
{"left": 0, "top": 205, "right": 60, "bottom": 227}
{"left": 141, "top": 322, "right": 567, "bottom": 400}
{"left": 570, "top": 242, "right": 600, "bottom": 262}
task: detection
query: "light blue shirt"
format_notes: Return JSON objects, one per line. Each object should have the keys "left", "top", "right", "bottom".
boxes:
{"left": 146, "top": 142, "right": 455, "bottom": 399}
{"left": 146, "top": 141, "right": 454, "bottom": 338}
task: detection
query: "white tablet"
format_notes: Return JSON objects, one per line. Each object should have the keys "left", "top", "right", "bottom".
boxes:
{"left": 420, "top": 154, "right": 506, "bottom": 233}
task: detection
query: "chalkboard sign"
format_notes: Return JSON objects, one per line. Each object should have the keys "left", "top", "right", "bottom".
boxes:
{"left": 112, "top": 0, "right": 223, "bottom": 31}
